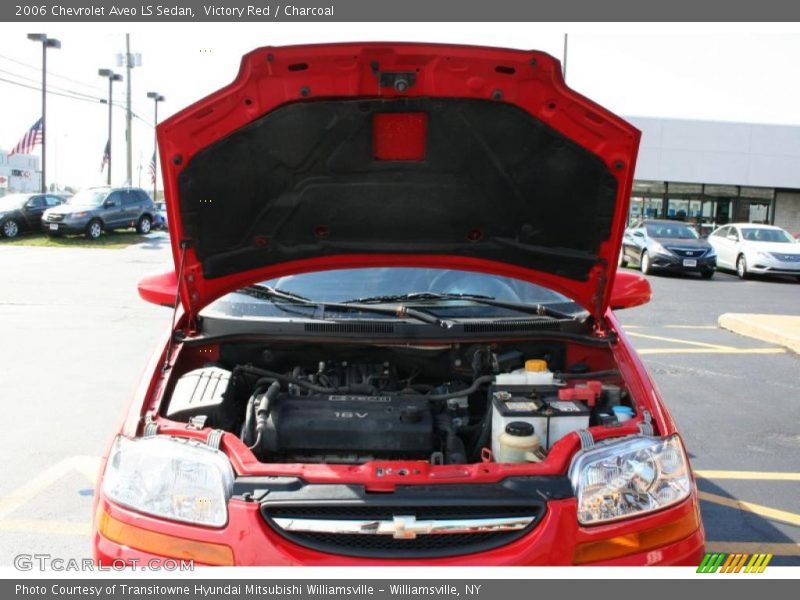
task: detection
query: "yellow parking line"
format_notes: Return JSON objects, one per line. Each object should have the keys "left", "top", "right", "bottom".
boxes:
{"left": 664, "top": 325, "right": 718, "bottom": 330}
{"left": 0, "top": 456, "right": 100, "bottom": 520}
{"left": 627, "top": 331, "right": 733, "bottom": 350}
{"left": 638, "top": 347, "right": 785, "bottom": 355}
{"left": 696, "top": 470, "right": 800, "bottom": 481}
{"left": 706, "top": 542, "right": 800, "bottom": 557}
{"left": 699, "top": 491, "right": 800, "bottom": 527}
{"left": 0, "top": 519, "right": 90, "bottom": 536}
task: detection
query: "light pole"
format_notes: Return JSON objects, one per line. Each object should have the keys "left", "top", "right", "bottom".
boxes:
{"left": 27, "top": 33, "right": 61, "bottom": 193}
{"left": 98, "top": 69, "right": 122, "bottom": 185}
{"left": 146, "top": 92, "right": 164, "bottom": 201}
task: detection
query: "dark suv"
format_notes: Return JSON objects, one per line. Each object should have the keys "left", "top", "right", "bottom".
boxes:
{"left": 42, "top": 187, "right": 155, "bottom": 239}
{"left": 0, "top": 193, "right": 68, "bottom": 238}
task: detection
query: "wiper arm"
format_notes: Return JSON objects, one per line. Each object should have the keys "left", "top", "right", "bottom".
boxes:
{"left": 239, "top": 285, "right": 453, "bottom": 329}
{"left": 343, "top": 291, "right": 581, "bottom": 321}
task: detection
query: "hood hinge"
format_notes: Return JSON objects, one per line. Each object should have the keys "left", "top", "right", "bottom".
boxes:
{"left": 591, "top": 261, "right": 611, "bottom": 338}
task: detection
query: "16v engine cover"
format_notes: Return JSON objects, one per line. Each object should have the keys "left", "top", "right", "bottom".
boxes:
{"left": 263, "top": 394, "right": 434, "bottom": 457}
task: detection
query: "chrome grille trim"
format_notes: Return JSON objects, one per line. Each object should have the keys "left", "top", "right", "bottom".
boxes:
{"left": 272, "top": 514, "right": 535, "bottom": 540}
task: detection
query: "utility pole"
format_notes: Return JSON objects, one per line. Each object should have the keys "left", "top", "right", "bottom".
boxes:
{"left": 27, "top": 33, "right": 61, "bottom": 193}
{"left": 118, "top": 34, "right": 141, "bottom": 186}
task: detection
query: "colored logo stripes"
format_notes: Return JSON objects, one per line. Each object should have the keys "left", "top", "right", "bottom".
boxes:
{"left": 697, "top": 552, "right": 773, "bottom": 573}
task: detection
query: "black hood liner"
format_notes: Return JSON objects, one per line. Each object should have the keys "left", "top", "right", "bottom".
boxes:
{"left": 178, "top": 98, "right": 618, "bottom": 281}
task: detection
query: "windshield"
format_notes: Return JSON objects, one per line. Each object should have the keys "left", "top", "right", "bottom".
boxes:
{"left": 645, "top": 222, "right": 699, "bottom": 240}
{"left": 202, "top": 267, "right": 581, "bottom": 320}
{"left": 741, "top": 227, "right": 795, "bottom": 243}
{"left": 0, "top": 194, "right": 28, "bottom": 210}
{"left": 66, "top": 189, "right": 108, "bottom": 207}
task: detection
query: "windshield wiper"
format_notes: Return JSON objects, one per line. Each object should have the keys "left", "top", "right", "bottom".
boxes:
{"left": 342, "top": 291, "right": 582, "bottom": 321}
{"left": 239, "top": 285, "right": 454, "bottom": 329}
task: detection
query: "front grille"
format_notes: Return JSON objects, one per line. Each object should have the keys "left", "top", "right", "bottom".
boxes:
{"left": 263, "top": 504, "right": 543, "bottom": 558}
{"left": 666, "top": 247, "right": 706, "bottom": 258}
{"left": 46, "top": 213, "right": 64, "bottom": 222}
{"left": 770, "top": 252, "right": 800, "bottom": 263}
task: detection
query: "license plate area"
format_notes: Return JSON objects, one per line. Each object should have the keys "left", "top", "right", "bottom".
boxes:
{"left": 49, "top": 223, "right": 58, "bottom": 231}
{"left": 683, "top": 259, "right": 697, "bottom": 267}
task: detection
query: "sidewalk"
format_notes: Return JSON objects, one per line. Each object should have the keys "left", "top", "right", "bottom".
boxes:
{"left": 718, "top": 313, "right": 800, "bottom": 354}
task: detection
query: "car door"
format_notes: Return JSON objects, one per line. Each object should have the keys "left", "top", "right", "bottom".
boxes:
{"left": 709, "top": 226, "right": 731, "bottom": 267}
{"left": 102, "top": 191, "right": 126, "bottom": 227}
{"left": 725, "top": 227, "right": 742, "bottom": 267}
{"left": 22, "top": 195, "right": 47, "bottom": 229}
{"left": 627, "top": 225, "right": 648, "bottom": 265}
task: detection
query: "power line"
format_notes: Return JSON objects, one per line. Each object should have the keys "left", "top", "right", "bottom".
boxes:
{"left": 0, "top": 75, "right": 154, "bottom": 127}
{"left": 0, "top": 66, "right": 106, "bottom": 103}
{"left": 0, "top": 52, "right": 107, "bottom": 95}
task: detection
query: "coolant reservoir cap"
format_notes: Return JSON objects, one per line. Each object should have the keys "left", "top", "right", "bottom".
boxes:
{"left": 525, "top": 359, "right": 548, "bottom": 372}
{"left": 506, "top": 421, "right": 534, "bottom": 437}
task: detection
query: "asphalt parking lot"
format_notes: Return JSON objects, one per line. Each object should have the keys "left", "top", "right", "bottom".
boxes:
{"left": 0, "top": 238, "right": 797, "bottom": 566}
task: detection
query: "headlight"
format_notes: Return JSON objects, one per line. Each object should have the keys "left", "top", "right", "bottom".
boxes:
{"left": 70, "top": 211, "right": 88, "bottom": 218}
{"left": 102, "top": 436, "right": 234, "bottom": 527}
{"left": 650, "top": 241, "right": 669, "bottom": 255}
{"left": 754, "top": 249, "right": 772, "bottom": 261}
{"left": 706, "top": 247, "right": 716, "bottom": 257}
{"left": 569, "top": 435, "right": 691, "bottom": 525}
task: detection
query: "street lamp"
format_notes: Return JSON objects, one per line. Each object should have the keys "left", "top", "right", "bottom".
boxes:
{"left": 98, "top": 69, "right": 123, "bottom": 185}
{"left": 27, "top": 33, "right": 61, "bottom": 193}
{"left": 146, "top": 91, "right": 165, "bottom": 201}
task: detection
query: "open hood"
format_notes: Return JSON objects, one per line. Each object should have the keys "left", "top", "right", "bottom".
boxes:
{"left": 158, "top": 43, "right": 640, "bottom": 323}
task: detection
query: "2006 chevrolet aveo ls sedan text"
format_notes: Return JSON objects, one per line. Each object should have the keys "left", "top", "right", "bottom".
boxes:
{"left": 92, "top": 43, "right": 705, "bottom": 566}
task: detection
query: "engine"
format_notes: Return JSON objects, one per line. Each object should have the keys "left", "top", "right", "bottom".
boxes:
{"left": 163, "top": 344, "right": 630, "bottom": 465}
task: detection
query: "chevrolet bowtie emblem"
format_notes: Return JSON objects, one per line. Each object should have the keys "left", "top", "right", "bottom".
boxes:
{"left": 391, "top": 515, "right": 419, "bottom": 539}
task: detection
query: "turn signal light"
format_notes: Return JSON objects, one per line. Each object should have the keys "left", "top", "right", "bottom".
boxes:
{"left": 573, "top": 507, "right": 701, "bottom": 564}
{"left": 96, "top": 509, "right": 235, "bottom": 566}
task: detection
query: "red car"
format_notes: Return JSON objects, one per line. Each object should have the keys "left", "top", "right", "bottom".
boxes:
{"left": 92, "top": 43, "right": 704, "bottom": 566}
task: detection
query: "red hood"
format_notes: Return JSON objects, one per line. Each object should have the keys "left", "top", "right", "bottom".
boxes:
{"left": 157, "top": 42, "right": 640, "bottom": 322}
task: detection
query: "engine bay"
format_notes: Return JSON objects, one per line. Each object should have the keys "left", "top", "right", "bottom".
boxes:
{"left": 161, "top": 342, "right": 634, "bottom": 465}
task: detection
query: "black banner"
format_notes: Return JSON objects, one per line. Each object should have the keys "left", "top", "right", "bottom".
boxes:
{"left": 3, "top": 0, "right": 800, "bottom": 22}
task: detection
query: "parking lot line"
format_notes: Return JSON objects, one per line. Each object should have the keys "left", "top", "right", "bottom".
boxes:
{"left": 638, "top": 347, "right": 785, "bottom": 355}
{"left": 695, "top": 470, "right": 800, "bottom": 481}
{"left": 699, "top": 491, "right": 800, "bottom": 527}
{"left": 0, "top": 519, "right": 89, "bottom": 536}
{"left": 627, "top": 331, "right": 732, "bottom": 350}
{"left": 706, "top": 542, "right": 800, "bottom": 557}
{"left": 0, "top": 456, "right": 100, "bottom": 521}
{"left": 663, "top": 325, "right": 719, "bottom": 330}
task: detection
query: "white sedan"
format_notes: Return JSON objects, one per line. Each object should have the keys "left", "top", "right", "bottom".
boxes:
{"left": 708, "top": 223, "right": 800, "bottom": 280}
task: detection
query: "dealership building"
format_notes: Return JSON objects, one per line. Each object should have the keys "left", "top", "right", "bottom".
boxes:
{"left": 2, "top": 118, "right": 800, "bottom": 234}
{"left": 626, "top": 116, "right": 800, "bottom": 234}
{"left": 0, "top": 150, "right": 42, "bottom": 194}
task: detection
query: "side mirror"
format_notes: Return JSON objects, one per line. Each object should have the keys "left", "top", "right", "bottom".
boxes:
{"left": 610, "top": 271, "right": 652, "bottom": 310}
{"left": 138, "top": 269, "right": 177, "bottom": 307}
{"left": 632, "top": 231, "right": 645, "bottom": 238}
{"left": 103, "top": 199, "right": 115, "bottom": 208}
{"left": 727, "top": 234, "right": 738, "bottom": 241}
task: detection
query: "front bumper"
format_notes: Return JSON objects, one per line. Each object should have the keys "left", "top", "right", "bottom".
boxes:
{"left": 746, "top": 259, "right": 800, "bottom": 276}
{"left": 649, "top": 251, "right": 716, "bottom": 273}
{"left": 42, "top": 218, "right": 90, "bottom": 234}
{"left": 92, "top": 491, "right": 704, "bottom": 567}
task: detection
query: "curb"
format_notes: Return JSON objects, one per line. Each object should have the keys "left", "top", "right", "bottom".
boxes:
{"left": 718, "top": 313, "right": 800, "bottom": 354}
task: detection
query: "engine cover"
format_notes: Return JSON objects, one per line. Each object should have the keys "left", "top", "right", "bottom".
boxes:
{"left": 263, "top": 394, "right": 434, "bottom": 459}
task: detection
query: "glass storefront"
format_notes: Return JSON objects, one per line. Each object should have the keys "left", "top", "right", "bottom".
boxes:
{"left": 628, "top": 180, "right": 775, "bottom": 235}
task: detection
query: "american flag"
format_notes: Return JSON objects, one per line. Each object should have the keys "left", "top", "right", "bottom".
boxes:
{"left": 100, "top": 139, "right": 110, "bottom": 172}
{"left": 8, "top": 118, "right": 43, "bottom": 157}
{"left": 148, "top": 150, "right": 156, "bottom": 184}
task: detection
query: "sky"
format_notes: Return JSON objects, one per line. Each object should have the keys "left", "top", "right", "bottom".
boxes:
{"left": 1, "top": 22, "right": 800, "bottom": 190}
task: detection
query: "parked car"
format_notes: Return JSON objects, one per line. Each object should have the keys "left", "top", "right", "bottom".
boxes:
{"left": 92, "top": 43, "right": 704, "bottom": 567}
{"left": 0, "top": 192, "right": 68, "bottom": 238}
{"left": 708, "top": 223, "right": 800, "bottom": 280}
{"left": 42, "top": 186, "right": 156, "bottom": 239}
{"left": 620, "top": 219, "right": 716, "bottom": 278}
{"left": 153, "top": 201, "right": 168, "bottom": 231}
